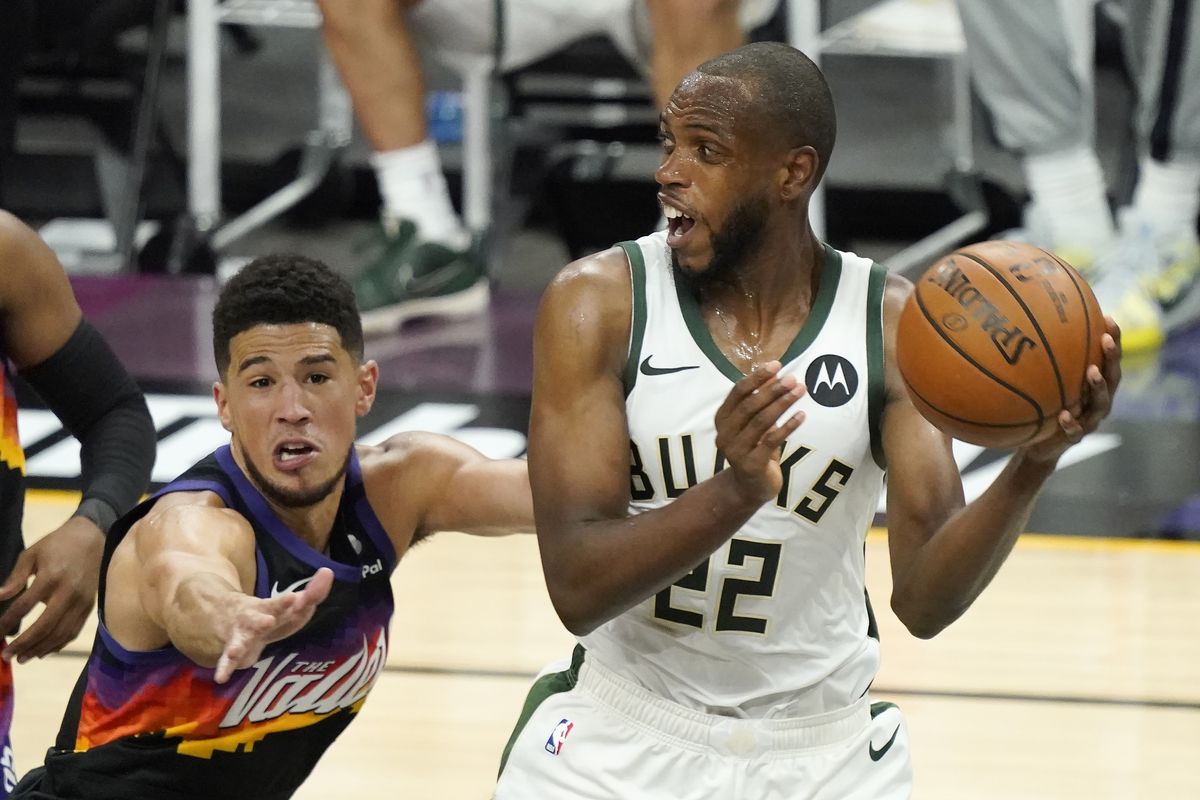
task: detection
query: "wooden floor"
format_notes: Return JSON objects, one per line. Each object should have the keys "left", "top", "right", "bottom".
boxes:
{"left": 16, "top": 491, "right": 1200, "bottom": 799}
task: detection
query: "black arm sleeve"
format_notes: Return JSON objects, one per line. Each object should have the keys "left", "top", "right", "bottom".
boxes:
{"left": 19, "top": 319, "right": 156, "bottom": 532}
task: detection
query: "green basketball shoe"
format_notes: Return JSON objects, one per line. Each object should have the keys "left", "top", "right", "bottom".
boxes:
{"left": 353, "top": 218, "right": 489, "bottom": 335}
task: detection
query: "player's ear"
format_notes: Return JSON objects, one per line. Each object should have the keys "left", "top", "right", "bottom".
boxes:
{"left": 213, "top": 381, "right": 233, "bottom": 433}
{"left": 780, "top": 145, "right": 818, "bottom": 201}
{"left": 355, "top": 360, "right": 379, "bottom": 417}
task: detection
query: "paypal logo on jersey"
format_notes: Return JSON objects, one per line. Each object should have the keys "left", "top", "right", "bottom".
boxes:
{"left": 805, "top": 355, "right": 858, "bottom": 408}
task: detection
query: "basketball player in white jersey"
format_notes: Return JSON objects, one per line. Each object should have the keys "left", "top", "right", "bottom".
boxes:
{"left": 494, "top": 43, "right": 1123, "bottom": 798}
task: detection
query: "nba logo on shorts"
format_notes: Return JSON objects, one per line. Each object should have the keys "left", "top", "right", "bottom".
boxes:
{"left": 544, "top": 718, "right": 574, "bottom": 755}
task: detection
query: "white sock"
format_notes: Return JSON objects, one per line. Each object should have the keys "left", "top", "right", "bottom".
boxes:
{"left": 1131, "top": 156, "right": 1200, "bottom": 242}
{"left": 372, "top": 139, "right": 468, "bottom": 248}
{"left": 1023, "top": 146, "right": 1116, "bottom": 254}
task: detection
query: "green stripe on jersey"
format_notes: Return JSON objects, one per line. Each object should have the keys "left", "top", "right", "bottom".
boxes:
{"left": 866, "top": 261, "right": 888, "bottom": 469}
{"left": 619, "top": 241, "right": 649, "bottom": 396}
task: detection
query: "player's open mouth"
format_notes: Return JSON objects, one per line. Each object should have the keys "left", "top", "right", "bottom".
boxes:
{"left": 661, "top": 200, "right": 697, "bottom": 248}
{"left": 274, "top": 441, "right": 317, "bottom": 471}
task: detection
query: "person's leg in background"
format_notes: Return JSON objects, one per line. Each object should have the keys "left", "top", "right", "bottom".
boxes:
{"left": 644, "top": 0, "right": 743, "bottom": 109}
{"left": 1120, "top": 0, "right": 1200, "bottom": 332}
{"left": 958, "top": 0, "right": 1166, "bottom": 353}
{"left": 958, "top": 0, "right": 1116, "bottom": 264}
{"left": 316, "top": 0, "right": 483, "bottom": 333}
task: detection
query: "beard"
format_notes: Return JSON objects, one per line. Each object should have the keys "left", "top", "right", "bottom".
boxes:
{"left": 672, "top": 192, "right": 769, "bottom": 293}
{"left": 243, "top": 447, "right": 352, "bottom": 509}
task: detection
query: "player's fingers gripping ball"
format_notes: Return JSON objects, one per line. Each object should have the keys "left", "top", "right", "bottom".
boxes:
{"left": 897, "top": 241, "right": 1105, "bottom": 448}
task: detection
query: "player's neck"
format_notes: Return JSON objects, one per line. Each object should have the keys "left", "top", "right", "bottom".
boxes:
{"left": 697, "top": 226, "right": 823, "bottom": 372}
{"left": 228, "top": 442, "right": 344, "bottom": 554}
{"left": 700, "top": 223, "right": 822, "bottom": 320}
{"left": 269, "top": 493, "right": 342, "bottom": 554}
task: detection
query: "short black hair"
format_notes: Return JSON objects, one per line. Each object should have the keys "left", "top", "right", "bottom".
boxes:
{"left": 212, "top": 253, "right": 364, "bottom": 377}
{"left": 697, "top": 42, "right": 837, "bottom": 182}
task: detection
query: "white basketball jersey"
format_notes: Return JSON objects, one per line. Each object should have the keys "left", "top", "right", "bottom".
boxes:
{"left": 581, "top": 231, "right": 889, "bottom": 719}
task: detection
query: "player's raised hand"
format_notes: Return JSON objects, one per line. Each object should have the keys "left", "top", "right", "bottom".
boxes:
{"left": 1024, "top": 316, "right": 1123, "bottom": 463}
{"left": 714, "top": 361, "right": 806, "bottom": 505}
{"left": 214, "top": 567, "right": 334, "bottom": 684}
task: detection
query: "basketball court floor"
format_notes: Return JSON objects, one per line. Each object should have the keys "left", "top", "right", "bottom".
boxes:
{"left": 5, "top": 5, "right": 1200, "bottom": 798}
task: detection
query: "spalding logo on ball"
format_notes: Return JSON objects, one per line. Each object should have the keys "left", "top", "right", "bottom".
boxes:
{"left": 923, "top": 260, "right": 1039, "bottom": 366}
{"left": 897, "top": 240, "right": 1104, "bottom": 448}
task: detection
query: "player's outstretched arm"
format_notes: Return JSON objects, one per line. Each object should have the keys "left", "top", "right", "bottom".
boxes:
{"left": 882, "top": 277, "right": 1122, "bottom": 638}
{"left": 370, "top": 432, "right": 534, "bottom": 542}
{"left": 125, "top": 502, "right": 331, "bottom": 682}
{"left": 530, "top": 250, "right": 804, "bottom": 636}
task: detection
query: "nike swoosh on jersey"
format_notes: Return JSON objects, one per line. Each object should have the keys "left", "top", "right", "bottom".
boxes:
{"left": 869, "top": 724, "right": 900, "bottom": 762}
{"left": 639, "top": 356, "right": 700, "bottom": 376}
{"left": 270, "top": 575, "right": 316, "bottom": 598}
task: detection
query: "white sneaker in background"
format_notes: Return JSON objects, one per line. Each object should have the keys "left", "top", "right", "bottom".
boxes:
{"left": 1113, "top": 208, "right": 1200, "bottom": 336}
{"left": 1141, "top": 225, "right": 1200, "bottom": 335}
{"left": 1090, "top": 210, "right": 1166, "bottom": 354}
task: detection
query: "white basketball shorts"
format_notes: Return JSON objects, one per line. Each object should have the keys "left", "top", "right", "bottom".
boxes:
{"left": 494, "top": 648, "right": 913, "bottom": 799}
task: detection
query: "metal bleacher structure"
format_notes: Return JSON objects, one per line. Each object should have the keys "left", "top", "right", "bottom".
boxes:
{"left": 166, "top": 0, "right": 988, "bottom": 274}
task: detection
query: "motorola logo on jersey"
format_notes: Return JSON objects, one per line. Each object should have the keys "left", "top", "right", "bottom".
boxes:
{"left": 805, "top": 355, "right": 858, "bottom": 407}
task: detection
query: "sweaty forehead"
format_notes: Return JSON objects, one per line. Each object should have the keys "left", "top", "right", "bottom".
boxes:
{"left": 664, "top": 73, "right": 756, "bottom": 130}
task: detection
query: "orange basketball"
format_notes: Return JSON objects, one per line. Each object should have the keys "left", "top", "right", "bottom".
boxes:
{"left": 897, "top": 240, "right": 1105, "bottom": 448}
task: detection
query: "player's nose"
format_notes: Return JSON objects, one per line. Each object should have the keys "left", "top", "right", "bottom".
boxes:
{"left": 274, "top": 381, "right": 312, "bottom": 423}
{"left": 655, "top": 150, "right": 688, "bottom": 189}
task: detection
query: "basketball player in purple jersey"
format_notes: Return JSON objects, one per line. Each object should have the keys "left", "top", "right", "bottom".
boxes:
{"left": 12, "top": 254, "right": 532, "bottom": 800}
